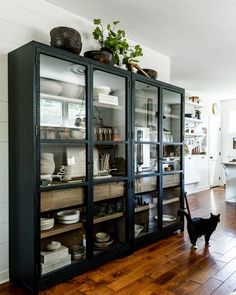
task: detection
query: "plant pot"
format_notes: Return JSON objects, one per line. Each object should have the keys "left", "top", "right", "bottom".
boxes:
{"left": 50, "top": 26, "right": 82, "bottom": 55}
{"left": 84, "top": 49, "right": 113, "bottom": 65}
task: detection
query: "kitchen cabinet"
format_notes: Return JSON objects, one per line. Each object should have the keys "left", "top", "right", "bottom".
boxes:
{"left": 8, "top": 41, "right": 185, "bottom": 292}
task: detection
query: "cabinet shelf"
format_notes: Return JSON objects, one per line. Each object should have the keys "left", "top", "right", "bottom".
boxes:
{"left": 93, "top": 212, "right": 124, "bottom": 224}
{"left": 185, "top": 101, "right": 203, "bottom": 108}
{"left": 164, "top": 113, "right": 179, "bottom": 119}
{"left": 135, "top": 108, "right": 157, "bottom": 115}
{"left": 40, "top": 222, "right": 83, "bottom": 239}
{"left": 185, "top": 117, "right": 203, "bottom": 123}
{"left": 163, "top": 197, "right": 179, "bottom": 205}
{"left": 94, "top": 102, "right": 123, "bottom": 110}
{"left": 40, "top": 93, "right": 84, "bottom": 104}
{"left": 185, "top": 132, "right": 205, "bottom": 137}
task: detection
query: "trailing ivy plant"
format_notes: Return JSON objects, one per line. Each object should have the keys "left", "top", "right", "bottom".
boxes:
{"left": 92, "top": 18, "right": 143, "bottom": 66}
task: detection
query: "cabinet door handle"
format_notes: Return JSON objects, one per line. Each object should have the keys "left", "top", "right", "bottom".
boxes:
{"left": 210, "top": 156, "right": 213, "bottom": 159}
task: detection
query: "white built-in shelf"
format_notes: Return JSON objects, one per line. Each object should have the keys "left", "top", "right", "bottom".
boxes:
{"left": 185, "top": 132, "right": 205, "bottom": 137}
{"left": 164, "top": 113, "right": 179, "bottom": 119}
{"left": 135, "top": 108, "right": 156, "bottom": 115}
{"left": 185, "top": 101, "right": 203, "bottom": 108}
{"left": 185, "top": 117, "right": 203, "bottom": 123}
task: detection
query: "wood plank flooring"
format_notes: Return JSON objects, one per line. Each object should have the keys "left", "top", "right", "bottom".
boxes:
{"left": 2, "top": 187, "right": 236, "bottom": 294}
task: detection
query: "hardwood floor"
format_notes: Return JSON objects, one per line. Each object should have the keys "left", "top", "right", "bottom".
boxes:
{"left": 2, "top": 187, "right": 236, "bottom": 294}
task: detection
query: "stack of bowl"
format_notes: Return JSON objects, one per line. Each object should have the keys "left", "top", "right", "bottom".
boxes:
{"left": 56, "top": 209, "right": 80, "bottom": 224}
{"left": 94, "top": 232, "right": 113, "bottom": 249}
{"left": 40, "top": 218, "right": 55, "bottom": 231}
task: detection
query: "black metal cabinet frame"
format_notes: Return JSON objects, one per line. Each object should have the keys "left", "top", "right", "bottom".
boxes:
{"left": 8, "top": 41, "right": 184, "bottom": 292}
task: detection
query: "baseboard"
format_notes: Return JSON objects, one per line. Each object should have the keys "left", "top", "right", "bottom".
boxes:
{"left": 186, "top": 185, "right": 210, "bottom": 195}
{"left": 0, "top": 270, "right": 9, "bottom": 284}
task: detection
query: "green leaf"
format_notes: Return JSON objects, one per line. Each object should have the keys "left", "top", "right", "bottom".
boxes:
{"left": 93, "top": 18, "right": 101, "bottom": 25}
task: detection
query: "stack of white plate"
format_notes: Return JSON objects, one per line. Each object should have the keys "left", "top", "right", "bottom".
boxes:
{"left": 56, "top": 209, "right": 80, "bottom": 224}
{"left": 41, "top": 218, "right": 55, "bottom": 231}
{"left": 94, "top": 232, "right": 113, "bottom": 248}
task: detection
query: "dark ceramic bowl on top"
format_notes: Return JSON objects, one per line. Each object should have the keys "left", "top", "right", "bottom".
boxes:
{"left": 137, "top": 68, "right": 158, "bottom": 79}
{"left": 50, "top": 26, "right": 82, "bottom": 54}
{"left": 84, "top": 49, "right": 113, "bottom": 65}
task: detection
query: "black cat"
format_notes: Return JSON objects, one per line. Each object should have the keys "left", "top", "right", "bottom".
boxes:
{"left": 178, "top": 210, "right": 220, "bottom": 249}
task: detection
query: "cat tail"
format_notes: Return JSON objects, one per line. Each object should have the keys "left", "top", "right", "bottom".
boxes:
{"left": 177, "top": 209, "right": 192, "bottom": 223}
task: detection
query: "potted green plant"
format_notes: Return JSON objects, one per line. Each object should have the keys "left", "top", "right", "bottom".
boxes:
{"left": 92, "top": 18, "right": 127, "bottom": 65}
{"left": 87, "top": 18, "right": 143, "bottom": 67}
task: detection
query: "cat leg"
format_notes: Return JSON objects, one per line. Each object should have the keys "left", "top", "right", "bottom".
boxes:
{"left": 205, "top": 235, "right": 211, "bottom": 247}
{"left": 190, "top": 237, "right": 198, "bottom": 249}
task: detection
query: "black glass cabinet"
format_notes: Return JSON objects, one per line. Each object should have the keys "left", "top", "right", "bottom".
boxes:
{"left": 8, "top": 41, "right": 185, "bottom": 292}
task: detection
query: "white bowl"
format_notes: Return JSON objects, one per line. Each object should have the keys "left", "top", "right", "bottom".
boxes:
{"left": 94, "top": 86, "right": 111, "bottom": 97}
{"left": 46, "top": 241, "right": 61, "bottom": 251}
{"left": 134, "top": 224, "right": 144, "bottom": 238}
{"left": 40, "top": 78, "right": 62, "bottom": 96}
{"left": 95, "top": 232, "right": 110, "bottom": 243}
{"left": 56, "top": 209, "right": 80, "bottom": 221}
{"left": 60, "top": 82, "right": 83, "bottom": 99}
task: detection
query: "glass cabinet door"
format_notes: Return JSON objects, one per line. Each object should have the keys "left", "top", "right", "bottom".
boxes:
{"left": 92, "top": 70, "right": 128, "bottom": 255}
{"left": 133, "top": 81, "right": 160, "bottom": 238}
{"left": 39, "top": 54, "right": 88, "bottom": 275}
{"left": 162, "top": 88, "right": 183, "bottom": 228}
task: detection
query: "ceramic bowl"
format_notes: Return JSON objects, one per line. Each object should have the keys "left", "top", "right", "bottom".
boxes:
{"left": 40, "top": 78, "right": 62, "bottom": 95}
{"left": 46, "top": 241, "right": 61, "bottom": 251}
{"left": 56, "top": 209, "right": 80, "bottom": 221}
{"left": 71, "top": 245, "right": 85, "bottom": 260}
{"left": 94, "top": 86, "right": 111, "bottom": 97}
{"left": 137, "top": 68, "right": 158, "bottom": 79}
{"left": 50, "top": 26, "right": 82, "bottom": 54}
{"left": 84, "top": 50, "right": 113, "bottom": 65}
{"left": 60, "top": 82, "right": 83, "bottom": 99}
{"left": 95, "top": 232, "right": 110, "bottom": 243}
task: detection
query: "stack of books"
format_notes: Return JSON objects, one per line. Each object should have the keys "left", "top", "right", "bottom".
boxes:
{"left": 41, "top": 246, "right": 71, "bottom": 275}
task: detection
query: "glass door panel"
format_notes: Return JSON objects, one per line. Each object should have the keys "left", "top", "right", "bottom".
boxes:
{"left": 135, "top": 143, "right": 158, "bottom": 175}
{"left": 162, "top": 90, "right": 181, "bottom": 143}
{"left": 39, "top": 54, "right": 88, "bottom": 274}
{"left": 40, "top": 55, "right": 86, "bottom": 141}
{"left": 93, "top": 181, "right": 126, "bottom": 256}
{"left": 93, "top": 144, "right": 126, "bottom": 178}
{"left": 93, "top": 70, "right": 126, "bottom": 141}
{"left": 134, "top": 176, "right": 159, "bottom": 238}
{"left": 135, "top": 81, "right": 158, "bottom": 141}
{"left": 162, "top": 173, "right": 181, "bottom": 228}
{"left": 92, "top": 70, "right": 128, "bottom": 256}
{"left": 163, "top": 144, "right": 181, "bottom": 172}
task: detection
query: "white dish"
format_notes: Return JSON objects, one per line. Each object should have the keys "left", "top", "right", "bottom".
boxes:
{"left": 95, "top": 232, "right": 110, "bottom": 243}
{"left": 56, "top": 209, "right": 80, "bottom": 221}
{"left": 163, "top": 214, "right": 176, "bottom": 222}
{"left": 57, "top": 218, "right": 80, "bottom": 224}
{"left": 94, "top": 238, "right": 113, "bottom": 248}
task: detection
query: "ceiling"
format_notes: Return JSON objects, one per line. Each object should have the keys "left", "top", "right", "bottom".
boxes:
{"left": 48, "top": 0, "right": 236, "bottom": 101}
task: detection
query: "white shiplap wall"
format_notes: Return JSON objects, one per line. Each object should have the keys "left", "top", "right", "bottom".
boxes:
{"left": 0, "top": 0, "right": 170, "bottom": 283}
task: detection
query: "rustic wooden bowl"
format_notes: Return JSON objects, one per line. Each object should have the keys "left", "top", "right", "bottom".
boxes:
{"left": 137, "top": 68, "right": 158, "bottom": 79}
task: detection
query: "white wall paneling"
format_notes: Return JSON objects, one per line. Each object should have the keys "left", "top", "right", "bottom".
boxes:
{"left": 0, "top": 0, "right": 171, "bottom": 284}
